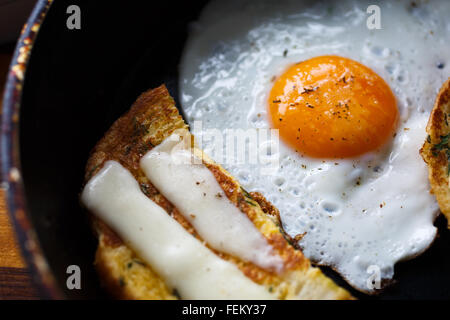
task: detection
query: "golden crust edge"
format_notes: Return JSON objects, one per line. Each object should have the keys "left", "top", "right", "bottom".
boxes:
{"left": 420, "top": 77, "right": 450, "bottom": 228}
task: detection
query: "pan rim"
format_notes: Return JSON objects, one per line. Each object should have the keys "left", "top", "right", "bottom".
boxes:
{"left": 0, "top": 0, "right": 62, "bottom": 299}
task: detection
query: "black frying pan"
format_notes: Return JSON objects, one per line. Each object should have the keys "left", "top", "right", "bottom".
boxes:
{"left": 2, "top": 0, "right": 450, "bottom": 299}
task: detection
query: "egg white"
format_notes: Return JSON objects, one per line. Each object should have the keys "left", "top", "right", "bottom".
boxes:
{"left": 179, "top": 0, "right": 447, "bottom": 292}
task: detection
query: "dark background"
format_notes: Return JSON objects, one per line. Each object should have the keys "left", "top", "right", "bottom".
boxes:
{"left": 18, "top": 0, "right": 450, "bottom": 299}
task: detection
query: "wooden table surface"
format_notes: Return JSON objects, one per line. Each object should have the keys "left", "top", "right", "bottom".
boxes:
{"left": 0, "top": 51, "right": 39, "bottom": 299}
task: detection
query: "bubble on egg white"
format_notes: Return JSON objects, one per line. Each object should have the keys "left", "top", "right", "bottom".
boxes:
{"left": 237, "top": 170, "right": 252, "bottom": 185}
{"left": 320, "top": 201, "right": 340, "bottom": 217}
{"left": 179, "top": 0, "right": 445, "bottom": 292}
{"left": 273, "top": 176, "right": 285, "bottom": 187}
{"left": 287, "top": 186, "right": 301, "bottom": 197}
{"left": 369, "top": 46, "right": 391, "bottom": 59}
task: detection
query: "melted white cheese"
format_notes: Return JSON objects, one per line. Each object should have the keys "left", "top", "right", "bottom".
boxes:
{"left": 140, "top": 130, "right": 283, "bottom": 272}
{"left": 81, "top": 161, "right": 274, "bottom": 299}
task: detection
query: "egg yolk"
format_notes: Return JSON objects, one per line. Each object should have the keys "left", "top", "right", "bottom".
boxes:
{"left": 268, "top": 55, "right": 398, "bottom": 158}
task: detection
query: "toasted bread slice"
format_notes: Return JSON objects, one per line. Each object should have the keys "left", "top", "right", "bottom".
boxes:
{"left": 83, "top": 85, "right": 353, "bottom": 300}
{"left": 420, "top": 78, "right": 450, "bottom": 228}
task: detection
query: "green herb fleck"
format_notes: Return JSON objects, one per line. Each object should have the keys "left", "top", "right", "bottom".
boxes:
{"left": 87, "top": 164, "right": 100, "bottom": 180}
{"left": 240, "top": 186, "right": 253, "bottom": 200}
{"left": 431, "top": 134, "right": 450, "bottom": 176}
{"left": 279, "top": 227, "right": 294, "bottom": 246}
{"left": 447, "top": 149, "right": 450, "bottom": 176}
{"left": 432, "top": 134, "right": 450, "bottom": 152}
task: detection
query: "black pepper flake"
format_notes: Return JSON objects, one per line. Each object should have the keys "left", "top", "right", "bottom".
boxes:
{"left": 124, "top": 145, "right": 132, "bottom": 156}
{"left": 132, "top": 259, "right": 145, "bottom": 266}
{"left": 140, "top": 183, "right": 151, "bottom": 196}
{"left": 172, "top": 289, "right": 181, "bottom": 299}
{"left": 273, "top": 100, "right": 281, "bottom": 103}
{"left": 301, "top": 86, "right": 319, "bottom": 94}
{"left": 283, "top": 49, "right": 288, "bottom": 57}
{"left": 437, "top": 62, "right": 445, "bottom": 69}
{"left": 132, "top": 116, "right": 150, "bottom": 137}
{"left": 306, "top": 103, "right": 314, "bottom": 108}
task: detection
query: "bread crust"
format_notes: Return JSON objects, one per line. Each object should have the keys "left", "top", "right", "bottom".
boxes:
{"left": 420, "top": 78, "right": 450, "bottom": 228}
{"left": 83, "top": 85, "right": 353, "bottom": 300}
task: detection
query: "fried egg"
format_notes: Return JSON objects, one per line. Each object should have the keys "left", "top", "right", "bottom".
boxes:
{"left": 179, "top": 0, "right": 448, "bottom": 292}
